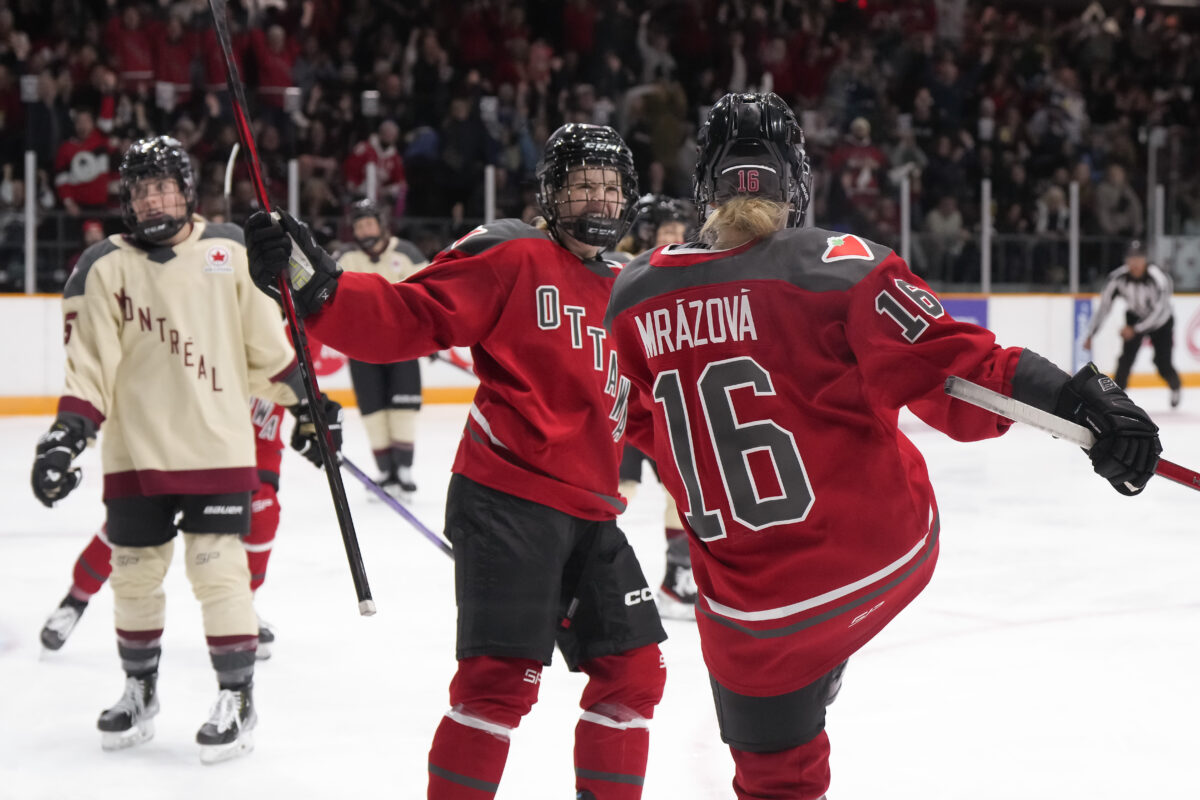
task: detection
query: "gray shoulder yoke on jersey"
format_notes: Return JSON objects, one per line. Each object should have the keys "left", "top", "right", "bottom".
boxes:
{"left": 606, "top": 226, "right": 893, "bottom": 325}
{"left": 199, "top": 221, "right": 246, "bottom": 245}
{"left": 447, "top": 218, "right": 549, "bottom": 257}
{"left": 393, "top": 237, "right": 428, "bottom": 264}
{"left": 63, "top": 239, "right": 121, "bottom": 299}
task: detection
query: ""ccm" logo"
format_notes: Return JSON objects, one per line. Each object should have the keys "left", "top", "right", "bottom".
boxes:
{"left": 624, "top": 588, "right": 655, "bottom": 606}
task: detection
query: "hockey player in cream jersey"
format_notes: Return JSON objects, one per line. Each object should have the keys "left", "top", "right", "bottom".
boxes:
{"left": 29, "top": 136, "right": 343, "bottom": 764}
{"left": 336, "top": 198, "right": 429, "bottom": 499}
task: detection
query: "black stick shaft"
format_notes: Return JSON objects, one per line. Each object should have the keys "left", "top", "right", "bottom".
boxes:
{"left": 208, "top": 0, "right": 374, "bottom": 615}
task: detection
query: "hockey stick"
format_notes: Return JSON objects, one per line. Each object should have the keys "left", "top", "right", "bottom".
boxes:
{"left": 429, "top": 350, "right": 476, "bottom": 377}
{"left": 222, "top": 141, "right": 239, "bottom": 221}
{"left": 944, "top": 376, "right": 1200, "bottom": 492}
{"left": 208, "top": 0, "right": 375, "bottom": 615}
{"left": 340, "top": 457, "right": 453, "bottom": 559}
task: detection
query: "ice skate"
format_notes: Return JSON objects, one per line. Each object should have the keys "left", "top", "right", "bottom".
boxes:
{"left": 394, "top": 466, "right": 417, "bottom": 503}
{"left": 656, "top": 562, "right": 698, "bottom": 621}
{"left": 97, "top": 674, "right": 159, "bottom": 751}
{"left": 1171, "top": 387, "right": 1181, "bottom": 408}
{"left": 41, "top": 595, "right": 87, "bottom": 651}
{"left": 197, "top": 685, "right": 257, "bottom": 764}
{"left": 255, "top": 614, "right": 274, "bottom": 661}
{"left": 367, "top": 472, "right": 403, "bottom": 503}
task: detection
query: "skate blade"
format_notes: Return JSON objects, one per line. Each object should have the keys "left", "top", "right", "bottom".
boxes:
{"left": 654, "top": 591, "right": 697, "bottom": 621}
{"left": 199, "top": 730, "right": 255, "bottom": 765}
{"left": 101, "top": 720, "right": 155, "bottom": 751}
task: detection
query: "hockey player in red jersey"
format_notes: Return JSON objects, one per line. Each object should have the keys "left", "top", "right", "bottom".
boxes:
{"left": 39, "top": 398, "right": 288, "bottom": 658}
{"left": 605, "top": 92, "right": 1163, "bottom": 800}
{"left": 244, "top": 124, "right": 667, "bottom": 800}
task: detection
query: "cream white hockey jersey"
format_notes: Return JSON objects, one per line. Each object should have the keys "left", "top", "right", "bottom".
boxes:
{"left": 58, "top": 217, "right": 301, "bottom": 498}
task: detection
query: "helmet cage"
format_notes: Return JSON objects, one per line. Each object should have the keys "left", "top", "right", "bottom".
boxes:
{"left": 119, "top": 136, "right": 197, "bottom": 243}
{"left": 536, "top": 124, "right": 639, "bottom": 251}
{"left": 693, "top": 93, "right": 811, "bottom": 229}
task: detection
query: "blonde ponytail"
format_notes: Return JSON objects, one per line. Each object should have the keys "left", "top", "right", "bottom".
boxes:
{"left": 699, "top": 196, "right": 788, "bottom": 249}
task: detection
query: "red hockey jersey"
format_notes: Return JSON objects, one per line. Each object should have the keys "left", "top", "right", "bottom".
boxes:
{"left": 250, "top": 396, "right": 286, "bottom": 481}
{"left": 307, "top": 219, "right": 637, "bottom": 520}
{"left": 606, "top": 228, "right": 1024, "bottom": 696}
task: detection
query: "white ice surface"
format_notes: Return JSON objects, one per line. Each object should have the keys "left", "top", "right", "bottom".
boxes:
{"left": 1, "top": 392, "right": 1198, "bottom": 799}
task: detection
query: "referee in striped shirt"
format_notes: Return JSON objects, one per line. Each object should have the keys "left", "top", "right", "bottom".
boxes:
{"left": 1084, "top": 240, "right": 1182, "bottom": 407}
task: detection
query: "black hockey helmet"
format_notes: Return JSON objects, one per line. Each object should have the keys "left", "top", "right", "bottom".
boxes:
{"left": 536, "top": 123, "right": 639, "bottom": 251}
{"left": 118, "top": 135, "right": 197, "bottom": 243}
{"left": 349, "top": 197, "right": 384, "bottom": 224}
{"left": 348, "top": 197, "right": 387, "bottom": 251}
{"left": 694, "top": 92, "right": 811, "bottom": 228}
{"left": 631, "top": 193, "right": 693, "bottom": 250}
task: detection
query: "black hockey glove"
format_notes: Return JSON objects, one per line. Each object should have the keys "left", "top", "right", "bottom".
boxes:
{"left": 244, "top": 210, "right": 341, "bottom": 318}
{"left": 31, "top": 418, "right": 88, "bottom": 507}
{"left": 289, "top": 393, "right": 344, "bottom": 468}
{"left": 1054, "top": 363, "right": 1161, "bottom": 495}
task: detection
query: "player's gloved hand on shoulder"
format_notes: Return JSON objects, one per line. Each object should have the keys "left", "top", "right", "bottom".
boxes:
{"left": 244, "top": 210, "right": 341, "bottom": 318}
{"left": 1054, "top": 363, "right": 1161, "bottom": 495}
{"left": 289, "top": 393, "right": 344, "bottom": 468}
{"left": 31, "top": 418, "right": 89, "bottom": 507}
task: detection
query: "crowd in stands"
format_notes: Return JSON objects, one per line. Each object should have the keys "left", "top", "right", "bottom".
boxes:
{"left": 0, "top": 0, "right": 1198, "bottom": 290}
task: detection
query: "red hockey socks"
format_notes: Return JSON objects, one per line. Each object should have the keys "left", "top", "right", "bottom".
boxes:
{"left": 729, "top": 731, "right": 832, "bottom": 800}
{"left": 574, "top": 644, "right": 665, "bottom": 799}
{"left": 71, "top": 531, "right": 113, "bottom": 601}
{"left": 244, "top": 484, "right": 279, "bottom": 592}
{"left": 427, "top": 656, "right": 542, "bottom": 799}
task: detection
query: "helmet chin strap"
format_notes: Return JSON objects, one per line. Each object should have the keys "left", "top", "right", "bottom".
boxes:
{"left": 563, "top": 214, "right": 621, "bottom": 250}
{"left": 356, "top": 235, "right": 384, "bottom": 252}
{"left": 134, "top": 214, "right": 189, "bottom": 244}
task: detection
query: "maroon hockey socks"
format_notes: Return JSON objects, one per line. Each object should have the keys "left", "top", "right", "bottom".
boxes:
{"left": 730, "top": 731, "right": 832, "bottom": 800}
{"left": 427, "top": 656, "right": 542, "bottom": 799}
{"left": 245, "top": 484, "right": 279, "bottom": 592}
{"left": 427, "top": 648, "right": 665, "bottom": 798}
{"left": 574, "top": 644, "right": 665, "bottom": 799}
{"left": 71, "top": 532, "right": 114, "bottom": 600}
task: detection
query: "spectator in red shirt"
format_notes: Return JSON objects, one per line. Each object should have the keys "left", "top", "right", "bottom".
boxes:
{"left": 250, "top": 24, "right": 298, "bottom": 111}
{"left": 54, "top": 108, "right": 115, "bottom": 215}
{"left": 829, "top": 117, "right": 890, "bottom": 209}
{"left": 562, "top": 0, "right": 596, "bottom": 57}
{"left": 154, "top": 16, "right": 197, "bottom": 109}
{"left": 342, "top": 119, "right": 406, "bottom": 213}
{"left": 104, "top": 5, "right": 155, "bottom": 95}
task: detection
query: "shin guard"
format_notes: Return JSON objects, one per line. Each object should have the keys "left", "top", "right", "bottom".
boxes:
{"left": 428, "top": 656, "right": 542, "bottom": 799}
{"left": 730, "top": 733, "right": 831, "bottom": 800}
{"left": 244, "top": 484, "right": 280, "bottom": 592}
{"left": 72, "top": 528, "right": 114, "bottom": 601}
{"left": 574, "top": 644, "right": 665, "bottom": 799}
{"left": 110, "top": 541, "right": 173, "bottom": 676}
{"left": 183, "top": 534, "right": 257, "bottom": 686}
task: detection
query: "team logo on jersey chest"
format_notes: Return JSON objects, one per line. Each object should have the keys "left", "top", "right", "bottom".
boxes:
{"left": 204, "top": 245, "right": 233, "bottom": 273}
{"left": 821, "top": 235, "right": 872, "bottom": 263}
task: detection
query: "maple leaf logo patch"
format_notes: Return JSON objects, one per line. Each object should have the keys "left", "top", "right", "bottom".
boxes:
{"left": 821, "top": 235, "right": 873, "bottom": 263}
